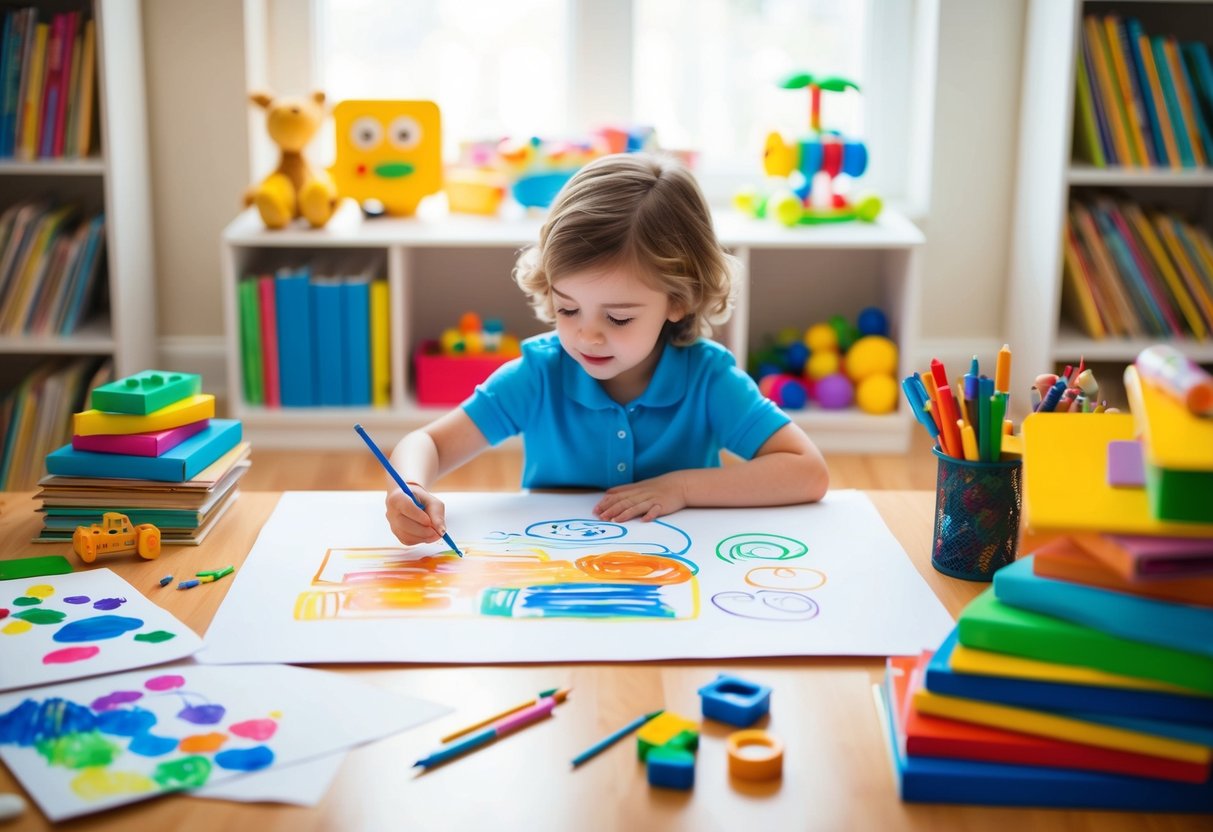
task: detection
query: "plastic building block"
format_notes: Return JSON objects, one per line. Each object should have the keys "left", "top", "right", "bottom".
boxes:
{"left": 646, "top": 745, "right": 695, "bottom": 790}
{"left": 698, "top": 674, "right": 772, "bottom": 727}
{"left": 727, "top": 730, "right": 784, "bottom": 780}
{"left": 72, "top": 513, "right": 161, "bottom": 564}
{"left": 0, "top": 556, "right": 73, "bottom": 580}
{"left": 636, "top": 712, "right": 699, "bottom": 760}
{"left": 90, "top": 371, "right": 202, "bottom": 415}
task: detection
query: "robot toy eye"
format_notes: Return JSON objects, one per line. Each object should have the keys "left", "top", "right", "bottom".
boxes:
{"left": 350, "top": 117, "right": 383, "bottom": 151}
{"left": 388, "top": 116, "right": 423, "bottom": 151}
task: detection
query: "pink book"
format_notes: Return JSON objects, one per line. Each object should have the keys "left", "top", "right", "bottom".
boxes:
{"left": 51, "top": 11, "right": 77, "bottom": 158}
{"left": 258, "top": 275, "right": 281, "bottom": 407}
{"left": 37, "top": 14, "right": 63, "bottom": 157}
{"left": 71, "top": 419, "right": 209, "bottom": 457}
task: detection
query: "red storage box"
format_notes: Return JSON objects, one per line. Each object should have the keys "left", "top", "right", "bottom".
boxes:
{"left": 413, "top": 341, "right": 514, "bottom": 406}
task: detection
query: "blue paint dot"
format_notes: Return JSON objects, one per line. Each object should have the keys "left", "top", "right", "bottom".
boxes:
{"left": 52, "top": 615, "right": 144, "bottom": 643}
{"left": 97, "top": 707, "right": 158, "bottom": 737}
{"left": 214, "top": 745, "right": 274, "bottom": 772}
{"left": 63, "top": 596, "right": 90, "bottom": 605}
{"left": 92, "top": 597, "right": 126, "bottom": 611}
{"left": 177, "top": 704, "right": 226, "bottom": 725}
{"left": 128, "top": 732, "right": 180, "bottom": 757}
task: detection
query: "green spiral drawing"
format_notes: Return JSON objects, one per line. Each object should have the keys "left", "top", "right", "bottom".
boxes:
{"left": 715, "top": 533, "right": 808, "bottom": 564}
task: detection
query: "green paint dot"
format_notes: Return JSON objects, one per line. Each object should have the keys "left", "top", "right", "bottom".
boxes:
{"left": 153, "top": 755, "right": 212, "bottom": 790}
{"left": 36, "top": 731, "right": 120, "bottom": 769}
{"left": 11, "top": 597, "right": 40, "bottom": 606}
{"left": 13, "top": 608, "right": 66, "bottom": 624}
{"left": 134, "top": 630, "right": 176, "bottom": 643}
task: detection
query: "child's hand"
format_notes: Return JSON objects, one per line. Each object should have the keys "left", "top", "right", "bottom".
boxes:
{"left": 594, "top": 473, "right": 688, "bottom": 522}
{"left": 385, "top": 485, "right": 447, "bottom": 546}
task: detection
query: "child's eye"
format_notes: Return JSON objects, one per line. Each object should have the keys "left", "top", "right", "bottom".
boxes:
{"left": 556, "top": 307, "right": 578, "bottom": 317}
{"left": 607, "top": 315, "right": 633, "bottom": 327}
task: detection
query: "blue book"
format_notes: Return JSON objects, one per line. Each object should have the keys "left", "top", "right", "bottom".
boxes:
{"left": 1152, "top": 36, "right": 1196, "bottom": 168}
{"left": 1176, "top": 44, "right": 1213, "bottom": 165}
{"left": 1090, "top": 203, "right": 1169, "bottom": 335}
{"left": 342, "top": 276, "right": 371, "bottom": 406}
{"left": 879, "top": 679, "right": 1213, "bottom": 810}
{"left": 310, "top": 276, "right": 344, "bottom": 406}
{"left": 1081, "top": 28, "right": 1116, "bottom": 163}
{"left": 0, "top": 11, "right": 15, "bottom": 158}
{"left": 275, "top": 267, "right": 314, "bottom": 406}
{"left": 926, "top": 630, "right": 1213, "bottom": 727}
{"left": 1113, "top": 17, "right": 1156, "bottom": 166}
{"left": 45, "top": 419, "right": 242, "bottom": 482}
{"left": 1128, "top": 18, "right": 1169, "bottom": 167}
{"left": 994, "top": 556, "right": 1213, "bottom": 658}
{"left": 59, "top": 215, "right": 104, "bottom": 333}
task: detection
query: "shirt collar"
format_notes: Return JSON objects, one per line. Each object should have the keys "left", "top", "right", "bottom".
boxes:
{"left": 562, "top": 340, "right": 688, "bottom": 410}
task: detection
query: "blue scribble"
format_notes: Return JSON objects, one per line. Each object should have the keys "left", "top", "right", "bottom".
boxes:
{"left": 53, "top": 615, "right": 144, "bottom": 642}
{"left": 128, "top": 732, "right": 181, "bottom": 757}
{"left": 214, "top": 745, "right": 275, "bottom": 772}
{"left": 481, "top": 583, "right": 675, "bottom": 619}
{"left": 91, "top": 597, "right": 126, "bottom": 611}
{"left": 525, "top": 519, "right": 626, "bottom": 542}
{"left": 0, "top": 698, "right": 97, "bottom": 746}
{"left": 96, "top": 707, "right": 158, "bottom": 737}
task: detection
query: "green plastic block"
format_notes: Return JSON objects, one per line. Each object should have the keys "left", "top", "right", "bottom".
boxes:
{"left": 958, "top": 588, "right": 1213, "bottom": 695}
{"left": 637, "top": 729, "right": 699, "bottom": 761}
{"left": 91, "top": 371, "right": 202, "bottom": 415}
{"left": 0, "top": 556, "right": 73, "bottom": 581}
{"left": 1145, "top": 463, "right": 1213, "bottom": 525}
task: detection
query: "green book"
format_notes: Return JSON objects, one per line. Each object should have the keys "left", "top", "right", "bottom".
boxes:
{"left": 958, "top": 588, "right": 1213, "bottom": 695}
{"left": 238, "top": 277, "right": 264, "bottom": 405}
{"left": 1075, "top": 39, "right": 1106, "bottom": 166}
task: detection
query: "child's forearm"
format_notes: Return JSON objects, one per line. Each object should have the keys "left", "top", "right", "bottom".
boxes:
{"left": 389, "top": 430, "right": 440, "bottom": 489}
{"left": 679, "top": 452, "right": 829, "bottom": 508}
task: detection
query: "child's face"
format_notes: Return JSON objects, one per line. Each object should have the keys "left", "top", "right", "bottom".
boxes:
{"left": 551, "top": 265, "right": 682, "bottom": 384}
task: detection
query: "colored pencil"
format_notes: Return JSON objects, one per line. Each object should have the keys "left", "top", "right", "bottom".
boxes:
{"left": 571, "top": 709, "right": 665, "bottom": 768}
{"left": 414, "top": 695, "right": 562, "bottom": 769}
{"left": 440, "top": 688, "right": 569, "bottom": 743}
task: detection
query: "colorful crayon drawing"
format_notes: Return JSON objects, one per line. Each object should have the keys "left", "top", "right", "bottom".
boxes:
{"left": 0, "top": 664, "right": 450, "bottom": 822}
{"left": 294, "top": 517, "right": 701, "bottom": 621}
{"left": 0, "top": 570, "right": 202, "bottom": 692}
{"left": 709, "top": 531, "right": 826, "bottom": 620}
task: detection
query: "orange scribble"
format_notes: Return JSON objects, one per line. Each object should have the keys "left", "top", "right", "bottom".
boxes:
{"left": 178, "top": 732, "right": 228, "bottom": 753}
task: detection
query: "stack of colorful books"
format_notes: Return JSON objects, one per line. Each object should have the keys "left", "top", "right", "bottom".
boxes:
{"left": 879, "top": 359, "right": 1213, "bottom": 811}
{"left": 34, "top": 371, "right": 249, "bottom": 545}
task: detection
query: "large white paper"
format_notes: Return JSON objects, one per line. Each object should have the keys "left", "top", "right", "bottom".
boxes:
{"left": 200, "top": 490, "right": 954, "bottom": 664}
{"left": 0, "top": 663, "right": 449, "bottom": 821}
{"left": 195, "top": 753, "right": 344, "bottom": 806}
{"left": 0, "top": 570, "right": 203, "bottom": 692}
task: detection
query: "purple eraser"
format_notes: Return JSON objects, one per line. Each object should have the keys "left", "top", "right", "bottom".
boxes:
{"left": 1107, "top": 440, "right": 1145, "bottom": 488}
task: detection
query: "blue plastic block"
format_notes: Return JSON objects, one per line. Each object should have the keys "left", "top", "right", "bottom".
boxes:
{"left": 646, "top": 746, "right": 695, "bottom": 790}
{"left": 698, "top": 674, "right": 772, "bottom": 727}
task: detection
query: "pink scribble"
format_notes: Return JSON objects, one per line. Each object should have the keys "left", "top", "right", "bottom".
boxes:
{"left": 229, "top": 718, "right": 278, "bottom": 741}
{"left": 43, "top": 646, "right": 100, "bottom": 664}
{"left": 145, "top": 674, "right": 186, "bottom": 691}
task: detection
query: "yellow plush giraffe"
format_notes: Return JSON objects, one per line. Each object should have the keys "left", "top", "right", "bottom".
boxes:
{"left": 244, "top": 90, "right": 338, "bottom": 229}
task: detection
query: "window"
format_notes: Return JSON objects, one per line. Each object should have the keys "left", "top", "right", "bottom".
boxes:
{"left": 313, "top": 0, "right": 922, "bottom": 208}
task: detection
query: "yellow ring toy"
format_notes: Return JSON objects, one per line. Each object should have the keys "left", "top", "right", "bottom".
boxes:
{"left": 726, "top": 729, "right": 784, "bottom": 781}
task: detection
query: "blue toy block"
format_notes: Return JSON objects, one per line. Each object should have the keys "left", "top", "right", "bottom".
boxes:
{"left": 646, "top": 746, "right": 695, "bottom": 790}
{"left": 698, "top": 674, "right": 772, "bottom": 727}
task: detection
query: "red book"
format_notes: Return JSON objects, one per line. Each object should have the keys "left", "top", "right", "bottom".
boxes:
{"left": 50, "top": 11, "right": 76, "bottom": 157}
{"left": 258, "top": 275, "right": 281, "bottom": 407}
{"left": 37, "top": 13, "right": 64, "bottom": 158}
{"left": 890, "top": 653, "right": 1210, "bottom": 784}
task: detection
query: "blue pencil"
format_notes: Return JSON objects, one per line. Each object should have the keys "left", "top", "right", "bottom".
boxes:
{"left": 353, "top": 424, "right": 463, "bottom": 557}
{"left": 570, "top": 709, "right": 664, "bottom": 768}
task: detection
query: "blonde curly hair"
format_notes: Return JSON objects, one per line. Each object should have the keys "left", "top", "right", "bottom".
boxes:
{"left": 513, "top": 153, "right": 737, "bottom": 346}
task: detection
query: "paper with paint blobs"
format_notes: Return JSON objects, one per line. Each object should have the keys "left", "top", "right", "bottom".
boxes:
{"left": 0, "top": 569, "right": 203, "bottom": 692}
{"left": 0, "top": 663, "right": 451, "bottom": 821}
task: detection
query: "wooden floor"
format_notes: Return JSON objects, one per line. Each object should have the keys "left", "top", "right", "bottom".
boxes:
{"left": 241, "top": 430, "right": 939, "bottom": 492}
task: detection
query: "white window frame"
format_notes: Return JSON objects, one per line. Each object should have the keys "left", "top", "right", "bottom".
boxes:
{"left": 255, "top": 0, "right": 936, "bottom": 216}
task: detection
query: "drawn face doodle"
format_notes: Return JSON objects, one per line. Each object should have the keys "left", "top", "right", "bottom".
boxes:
{"left": 710, "top": 590, "right": 820, "bottom": 621}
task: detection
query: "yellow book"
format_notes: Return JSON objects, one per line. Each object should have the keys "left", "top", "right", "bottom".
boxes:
{"left": 1060, "top": 224, "right": 1106, "bottom": 338}
{"left": 949, "top": 641, "right": 1208, "bottom": 696}
{"left": 1156, "top": 216, "right": 1213, "bottom": 330}
{"left": 75, "top": 19, "right": 95, "bottom": 157}
{"left": 1137, "top": 31, "right": 1182, "bottom": 169}
{"left": 1124, "top": 364, "right": 1213, "bottom": 472}
{"left": 63, "top": 22, "right": 82, "bottom": 158}
{"left": 0, "top": 206, "right": 75, "bottom": 333}
{"left": 913, "top": 688, "right": 1211, "bottom": 764}
{"left": 73, "top": 394, "right": 216, "bottom": 436}
{"left": 1123, "top": 203, "right": 1207, "bottom": 338}
{"left": 369, "top": 279, "right": 390, "bottom": 407}
{"left": 1071, "top": 203, "right": 1137, "bottom": 335}
{"left": 1021, "top": 411, "right": 1213, "bottom": 537}
{"left": 1164, "top": 37, "right": 1207, "bottom": 167}
{"left": 1086, "top": 17, "right": 1134, "bottom": 165}
{"left": 1102, "top": 15, "right": 1148, "bottom": 166}
{"left": 18, "top": 23, "right": 48, "bottom": 162}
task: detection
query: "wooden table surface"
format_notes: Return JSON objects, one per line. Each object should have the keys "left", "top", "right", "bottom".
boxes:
{"left": 0, "top": 490, "right": 1205, "bottom": 831}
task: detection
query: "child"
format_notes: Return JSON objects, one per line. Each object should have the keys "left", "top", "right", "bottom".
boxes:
{"left": 385, "top": 153, "right": 828, "bottom": 546}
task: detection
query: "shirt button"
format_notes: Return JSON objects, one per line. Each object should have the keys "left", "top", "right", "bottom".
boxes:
{"left": 617, "top": 430, "right": 627, "bottom": 439}
{"left": 628, "top": 407, "right": 637, "bottom": 413}
{"left": 617, "top": 463, "right": 627, "bottom": 472}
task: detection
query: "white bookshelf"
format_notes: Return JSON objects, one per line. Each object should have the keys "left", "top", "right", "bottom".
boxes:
{"left": 0, "top": 0, "right": 155, "bottom": 376}
{"left": 221, "top": 204, "right": 923, "bottom": 452}
{"left": 1007, "top": 0, "right": 1213, "bottom": 412}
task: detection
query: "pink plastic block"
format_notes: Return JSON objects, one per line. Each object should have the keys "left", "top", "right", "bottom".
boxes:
{"left": 414, "top": 342, "right": 513, "bottom": 406}
{"left": 71, "top": 420, "right": 209, "bottom": 457}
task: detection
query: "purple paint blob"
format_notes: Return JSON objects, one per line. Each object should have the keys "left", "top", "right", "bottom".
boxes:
{"left": 91, "top": 690, "right": 145, "bottom": 711}
{"left": 214, "top": 745, "right": 274, "bottom": 772}
{"left": 145, "top": 674, "right": 186, "bottom": 691}
{"left": 63, "top": 596, "right": 91, "bottom": 605}
{"left": 177, "top": 704, "right": 226, "bottom": 725}
{"left": 91, "top": 597, "right": 127, "bottom": 611}
{"left": 52, "top": 615, "right": 144, "bottom": 642}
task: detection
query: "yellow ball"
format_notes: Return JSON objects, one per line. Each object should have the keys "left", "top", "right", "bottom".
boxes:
{"left": 856, "top": 374, "right": 899, "bottom": 415}
{"left": 440, "top": 328, "right": 464, "bottom": 355}
{"left": 805, "top": 350, "right": 839, "bottom": 380}
{"left": 463, "top": 331, "right": 484, "bottom": 355}
{"left": 804, "top": 323, "right": 837, "bottom": 352}
{"left": 845, "top": 335, "right": 898, "bottom": 382}
{"left": 498, "top": 334, "right": 521, "bottom": 358}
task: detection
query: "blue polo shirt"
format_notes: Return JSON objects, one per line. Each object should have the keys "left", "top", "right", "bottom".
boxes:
{"left": 462, "top": 332, "right": 790, "bottom": 489}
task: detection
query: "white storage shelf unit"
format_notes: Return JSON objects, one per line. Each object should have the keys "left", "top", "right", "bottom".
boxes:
{"left": 221, "top": 204, "right": 923, "bottom": 452}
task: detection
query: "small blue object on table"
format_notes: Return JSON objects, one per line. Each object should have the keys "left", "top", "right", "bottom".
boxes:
{"left": 698, "top": 673, "right": 772, "bottom": 727}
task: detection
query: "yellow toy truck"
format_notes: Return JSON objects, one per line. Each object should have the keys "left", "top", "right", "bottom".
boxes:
{"left": 73, "top": 512, "right": 161, "bottom": 563}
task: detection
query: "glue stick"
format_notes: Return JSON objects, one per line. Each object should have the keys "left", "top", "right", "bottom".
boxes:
{"left": 1136, "top": 345, "right": 1213, "bottom": 416}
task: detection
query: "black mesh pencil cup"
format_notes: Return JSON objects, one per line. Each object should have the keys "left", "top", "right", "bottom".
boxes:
{"left": 931, "top": 446, "right": 1023, "bottom": 581}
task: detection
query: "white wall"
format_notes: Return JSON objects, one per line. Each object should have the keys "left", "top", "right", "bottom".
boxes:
{"left": 142, "top": 0, "right": 1027, "bottom": 381}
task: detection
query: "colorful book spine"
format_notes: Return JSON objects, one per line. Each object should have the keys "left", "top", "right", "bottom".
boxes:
{"left": 73, "top": 393, "right": 216, "bottom": 437}
{"left": 1104, "top": 15, "right": 1150, "bottom": 165}
{"left": 1124, "top": 203, "right": 1207, "bottom": 338}
{"left": 74, "top": 18, "right": 93, "bottom": 157}
{"left": 342, "top": 276, "right": 371, "bottom": 406}
{"left": 70, "top": 420, "right": 209, "bottom": 457}
{"left": 370, "top": 279, "right": 390, "bottom": 407}
{"left": 310, "top": 276, "right": 345, "bottom": 406}
{"left": 1073, "top": 35, "right": 1106, "bottom": 167}
{"left": 1125, "top": 18, "right": 1166, "bottom": 166}
{"left": 237, "top": 277, "right": 263, "bottom": 405}
{"left": 1086, "top": 16, "right": 1134, "bottom": 165}
{"left": 1152, "top": 35, "right": 1196, "bottom": 167}
{"left": 275, "top": 267, "right": 314, "bottom": 406}
{"left": 257, "top": 275, "right": 280, "bottom": 407}
{"left": 47, "top": 419, "right": 242, "bottom": 482}
{"left": 1164, "top": 37, "right": 1209, "bottom": 166}
{"left": 18, "top": 21, "right": 47, "bottom": 161}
